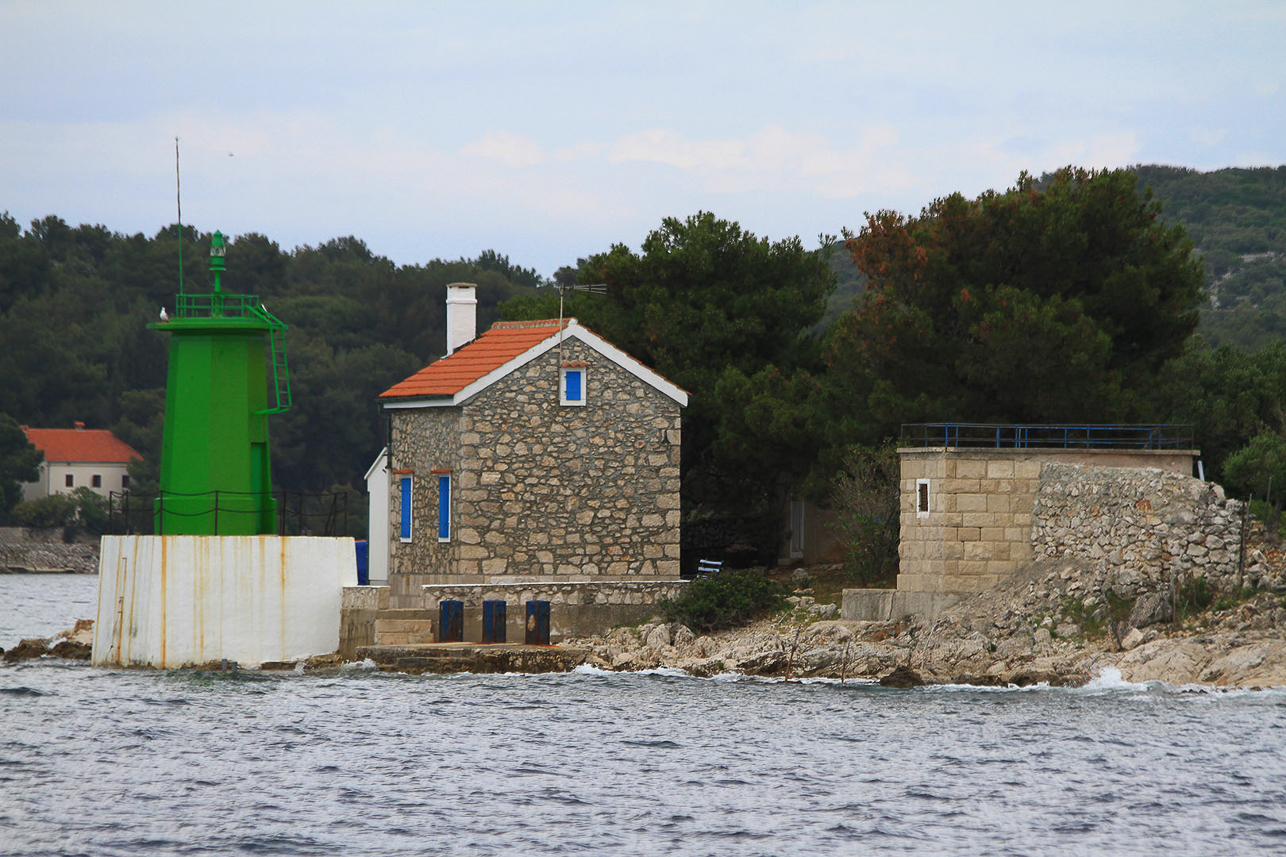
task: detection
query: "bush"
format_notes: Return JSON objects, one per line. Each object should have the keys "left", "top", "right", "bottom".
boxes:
{"left": 10, "top": 488, "right": 111, "bottom": 534}
{"left": 662, "top": 568, "right": 786, "bottom": 633}
{"left": 11, "top": 493, "right": 78, "bottom": 528}
{"left": 69, "top": 487, "right": 109, "bottom": 535}
{"left": 1175, "top": 575, "right": 1215, "bottom": 618}
{"left": 829, "top": 443, "right": 900, "bottom": 586}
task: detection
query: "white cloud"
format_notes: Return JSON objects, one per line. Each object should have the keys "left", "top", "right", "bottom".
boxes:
{"left": 459, "top": 132, "right": 546, "bottom": 168}
{"left": 598, "top": 123, "right": 913, "bottom": 198}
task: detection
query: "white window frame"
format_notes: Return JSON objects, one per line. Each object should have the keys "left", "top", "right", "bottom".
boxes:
{"left": 916, "top": 478, "right": 931, "bottom": 518}
{"left": 560, "top": 367, "right": 586, "bottom": 406}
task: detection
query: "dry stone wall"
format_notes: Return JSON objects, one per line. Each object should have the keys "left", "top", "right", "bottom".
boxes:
{"left": 420, "top": 579, "right": 687, "bottom": 642}
{"left": 1032, "top": 464, "right": 1247, "bottom": 593}
{"left": 0, "top": 527, "right": 98, "bottom": 574}
{"left": 389, "top": 337, "right": 682, "bottom": 604}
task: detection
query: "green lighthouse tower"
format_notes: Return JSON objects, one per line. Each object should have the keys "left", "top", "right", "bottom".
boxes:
{"left": 151, "top": 231, "right": 291, "bottom": 535}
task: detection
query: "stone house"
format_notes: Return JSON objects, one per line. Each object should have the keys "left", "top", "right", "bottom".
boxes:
{"left": 21, "top": 423, "right": 142, "bottom": 501}
{"left": 377, "top": 284, "right": 688, "bottom": 608}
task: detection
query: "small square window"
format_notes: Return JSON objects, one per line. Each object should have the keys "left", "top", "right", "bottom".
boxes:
{"left": 916, "top": 479, "right": 931, "bottom": 518}
{"left": 560, "top": 367, "right": 585, "bottom": 406}
{"left": 92, "top": 474, "right": 102, "bottom": 488}
{"left": 65, "top": 474, "right": 74, "bottom": 488}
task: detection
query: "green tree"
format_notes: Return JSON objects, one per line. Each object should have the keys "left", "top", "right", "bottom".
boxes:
{"left": 1223, "top": 432, "right": 1286, "bottom": 529}
{"left": 827, "top": 167, "right": 1205, "bottom": 449}
{"left": 503, "top": 212, "right": 836, "bottom": 525}
{"left": 0, "top": 414, "right": 42, "bottom": 518}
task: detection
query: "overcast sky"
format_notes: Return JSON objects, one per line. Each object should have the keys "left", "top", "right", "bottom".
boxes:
{"left": 2, "top": 1, "right": 1283, "bottom": 276}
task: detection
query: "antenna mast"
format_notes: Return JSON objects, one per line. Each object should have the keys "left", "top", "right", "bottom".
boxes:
{"left": 555, "top": 280, "right": 607, "bottom": 367}
{"left": 175, "top": 137, "right": 183, "bottom": 297}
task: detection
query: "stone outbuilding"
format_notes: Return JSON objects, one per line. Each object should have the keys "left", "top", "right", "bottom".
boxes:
{"left": 845, "top": 423, "right": 1203, "bottom": 622}
{"left": 376, "top": 284, "right": 688, "bottom": 608}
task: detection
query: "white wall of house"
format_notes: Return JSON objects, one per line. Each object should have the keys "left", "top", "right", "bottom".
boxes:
{"left": 365, "top": 449, "right": 389, "bottom": 584}
{"left": 23, "top": 461, "right": 132, "bottom": 502}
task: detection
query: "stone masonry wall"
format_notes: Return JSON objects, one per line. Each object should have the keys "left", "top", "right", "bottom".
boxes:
{"left": 389, "top": 337, "right": 682, "bottom": 605}
{"left": 898, "top": 448, "right": 1196, "bottom": 594}
{"left": 1032, "top": 463, "right": 1246, "bottom": 593}
{"left": 388, "top": 407, "right": 462, "bottom": 605}
{"left": 0, "top": 527, "right": 99, "bottom": 574}
{"left": 420, "top": 579, "right": 687, "bottom": 642}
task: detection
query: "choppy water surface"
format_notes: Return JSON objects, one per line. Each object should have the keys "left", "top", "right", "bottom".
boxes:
{"left": 3, "top": 575, "right": 1286, "bottom": 856}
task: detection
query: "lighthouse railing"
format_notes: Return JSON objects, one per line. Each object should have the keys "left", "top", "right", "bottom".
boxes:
{"left": 110, "top": 489, "right": 353, "bottom": 538}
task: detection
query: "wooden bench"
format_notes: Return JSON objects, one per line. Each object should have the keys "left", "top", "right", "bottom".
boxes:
{"left": 695, "top": 558, "right": 723, "bottom": 578}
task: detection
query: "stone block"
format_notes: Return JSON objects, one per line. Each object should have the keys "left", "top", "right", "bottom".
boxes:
{"left": 956, "top": 459, "right": 987, "bottom": 478}
{"left": 961, "top": 512, "right": 992, "bottom": 528}
{"left": 958, "top": 526, "right": 981, "bottom": 542}
{"left": 1014, "top": 461, "right": 1042, "bottom": 479}
{"left": 944, "top": 478, "right": 981, "bottom": 494}
{"left": 986, "top": 494, "right": 1011, "bottom": 513}
{"left": 986, "top": 460, "right": 1015, "bottom": 479}
{"left": 957, "top": 494, "right": 988, "bottom": 513}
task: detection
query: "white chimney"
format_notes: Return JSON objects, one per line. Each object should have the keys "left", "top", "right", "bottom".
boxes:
{"left": 445, "top": 283, "right": 477, "bottom": 355}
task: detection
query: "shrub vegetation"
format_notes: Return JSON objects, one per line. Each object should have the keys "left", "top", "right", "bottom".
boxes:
{"left": 662, "top": 568, "right": 787, "bottom": 633}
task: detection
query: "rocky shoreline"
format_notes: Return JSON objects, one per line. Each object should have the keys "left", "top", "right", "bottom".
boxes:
{"left": 9, "top": 558, "right": 1285, "bottom": 687}
{"left": 568, "top": 559, "right": 1286, "bottom": 688}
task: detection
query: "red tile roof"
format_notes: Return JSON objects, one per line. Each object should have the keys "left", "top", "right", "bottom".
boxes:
{"left": 24, "top": 427, "right": 142, "bottom": 463}
{"left": 380, "top": 319, "right": 568, "bottom": 400}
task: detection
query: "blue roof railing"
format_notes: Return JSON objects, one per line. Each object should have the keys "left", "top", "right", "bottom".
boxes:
{"left": 899, "top": 423, "right": 1195, "bottom": 450}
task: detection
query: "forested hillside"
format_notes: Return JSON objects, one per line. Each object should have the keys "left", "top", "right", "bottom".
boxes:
{"left": 0, "top": 215, "right": 540, "bottom": 516}
{"left": 4, "top": 163, "right": 1286, "bottom": 565}
{"left": 1129, "top": 165, "right": 1286, "bottom": 351}
{"left": 819, "top": 165, "right": 1286, "bottom": 347}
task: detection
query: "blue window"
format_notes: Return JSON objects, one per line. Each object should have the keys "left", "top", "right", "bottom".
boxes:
{"left": 399, "top": 476, "right": 412, "bottom": 542}
{"left": 561, "top": 367, "right": 585, "bottom": 406}
{"left": 438, "top": 474, "right": 451, "bottom": 541}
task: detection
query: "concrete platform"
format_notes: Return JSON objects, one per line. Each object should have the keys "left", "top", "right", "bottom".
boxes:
{"left": 841, "top": 588, "right": 964, "bottom": 623}
{"left": 355, "top": 642, "right": 599, "bottom": 675}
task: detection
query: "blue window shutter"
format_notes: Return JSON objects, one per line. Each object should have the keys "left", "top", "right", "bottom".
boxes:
{"left": 400, "top": 477, "right": 412, "bottom": 540}
{"left": 565, "top": 369, "right": 582, "bottom": 401}
{"left": 438, "top": 475, "right": 451, "bottom": 540}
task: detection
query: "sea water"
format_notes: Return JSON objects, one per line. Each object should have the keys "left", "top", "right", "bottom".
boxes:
{"left": 2, "top": 574, "right": 1285, "bottom": 856}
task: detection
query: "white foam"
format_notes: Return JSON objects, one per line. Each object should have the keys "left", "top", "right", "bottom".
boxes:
{"left": 1080, "top": 666, "right": 1149, "bottom": 692}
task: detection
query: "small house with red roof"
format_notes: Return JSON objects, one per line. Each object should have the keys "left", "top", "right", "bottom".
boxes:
{"left": 375, "top": 283, "right": 688, "bottom": 608}
{"left": 21, "top": 422, "right": 142, "bottom": 502}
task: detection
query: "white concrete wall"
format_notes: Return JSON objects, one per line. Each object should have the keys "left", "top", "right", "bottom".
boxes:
{"left": 93, "top": 535, "right": 358, "bottom": 668}
{"left": 445, "top": 283, "right": 477, "bottom": 355}
{"left": 24, "top": 461, "right": 131, "bottom": 500}
{"left": 365, "top": 450, "right": 389, "bottom": 583}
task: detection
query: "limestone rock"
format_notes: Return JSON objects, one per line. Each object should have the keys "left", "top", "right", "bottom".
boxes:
{"left": 1200, "top": 642, "right": 1286, "bottom": 687}
{"left": 1121, "top": 627, "right": 1158, "bottom": 651}
{"left": 2, "top": 637, "right": 51, "bottom": 662}
{"left": 1116, "top": 639, "right": 1212, "bottom": 684}
{"left": 1128, "top": 592, "right": 1173, "bottom": 629}
{"left": 643, "top": 623, "right": 673, "bottom": 650}
{"left": 671, "top": 624, "right": 696, "bottom": 652}
{"left": 878, "top": 665, "right": 925, "bottom": 687}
